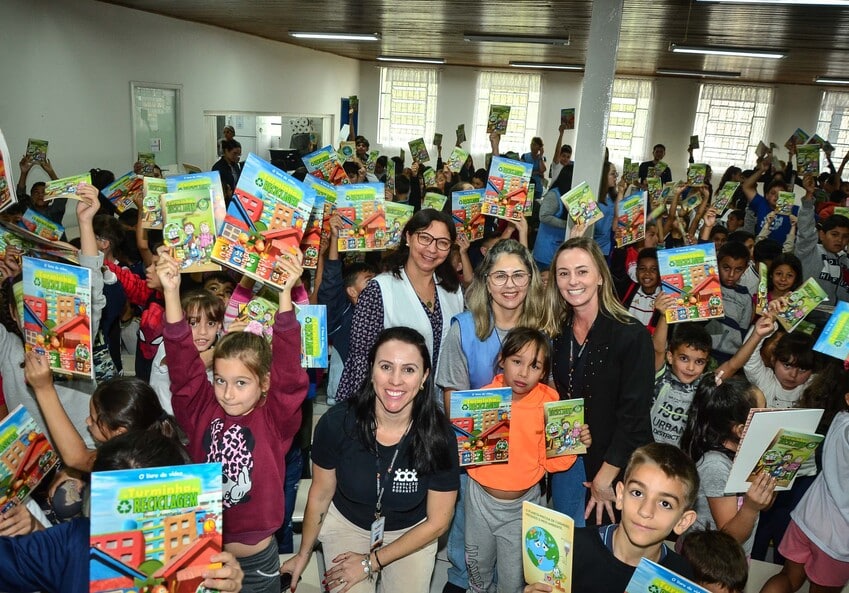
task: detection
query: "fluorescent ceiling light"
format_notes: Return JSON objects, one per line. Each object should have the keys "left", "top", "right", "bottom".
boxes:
{"left": 815, "top": 77, "right": 849, "bottom": 85}
{"left": 289, "top": 31, "right": 380, "bottom": 41}
{"left": 669, "top": 43, "right": 785, "bottom": 59}
{"left": 697, "top": 0, "right": 849, "bottom": 5}
{"left": 377, "top": 55, "right": 445, "bottom": 65}
{"left": 657, "top": 68, "right": 741, "bottom": 78}
{"left": 464, "top": 33, "right": 570, "bottom": 46}
{"left": 510, "top": 61, "right": 584, "bottom": 71}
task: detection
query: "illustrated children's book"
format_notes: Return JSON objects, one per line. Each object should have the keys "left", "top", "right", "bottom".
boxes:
{"left": 299, "top": 193, "right": 326, "bottom": 269}
{"left": 785, "top": 127, "right": 810, "bottom": 150}
{"left": 449, "top": 387, "right": 512, "bottom": 467}
{"left": 623, "top": 159, "right": 640, "bottom": 186}
{"left": 615, "top": 190, "right": 647, "bottom": 247}
{"left": 646, "top": 177, "right": 663, "bottom": 209}
{"left": 138, "top": 152, "right": 156, "bottom": 175}
{"left": 561, "top": 108, "right": 576, "bottom": 130}
{"left": 452, "top": 189, "right": 486, "bottom": 242}
{"left": 813, "top": 300, "right": 849, "bottom": 361}
{"left": 0, "top": 128, "right": 17, "bottom": 212}
{"left": 335, "top": 183, "right": 386, "bottom": 252}
{"left": 686, "top": 163, "right": 707, "bottom": 186}
{"left": 487, "top": 105, "right": 511, "bottom": 135}
{"left": 365, "top": 150, "right": 380, "bottom": 175}
{"left": 0, "top": 221, "right": 77, "bottom": 261}
{"left": 349, "top": 95, "right": 358, "bottom": 111}
{"left": 26, "top": 138, "right": 48, "bottom": 163}
{"left": 456, "top": 124, "right": 467, "bottom": 144}
{"left": 295, "top": 304, "right": 328, "bottom": 368}
{"left": 483, "top": 156, "right": 533, "bottom": 221}
{"left": 646, "top": 162, "right": 668, "bottom": 179}
{"left": 161, "top": 189, "right": 219, "bottom": 273}
{"left": 712, "top": 181, "right": 740, "bottom": 214}
{"left": 808, "top": 133, "right": 835, "bottom": 155}
{"left": 0, "top": 405, "right": 60, "bottom": 514}
{"left": 380, "top": 202, "right": 414, "bottom": 250}
{"left": 141, "top": 177, "right": 167, "bottom": 229}
{"left": 22, "top": 256, "right": 93, "bottom": 378}
{"left": 338, "top": 141, "right": 356, "bottom": 162}
{"left": 775, "top": 191, "right": 795, "bottom": 216}
{"left": 796, "top": 144, "right": 820, "bottom": 176}
{"left": 680, "top": 188, "right": 703, "bottom": 214}
{"left": 446, "top": 146, "right": 470, "bottom": 173}
{"left": 658, "top": 244, "right": 724, "bottom": 323}
{"left": 725, "top": 408, "right": 823, "bottom": 493}
{"left": 166, "top": 170, "right": 228, "bottom": 234}
{"left": 182, "top": 163, "right": 202, "bottom": 174}
{"left": 100, "top": 172, "right": 143, "bottom": 212}
{"left": 20, "top": 208, "right": 64, "bottom": 241}
{"left": 89, "top": 462, "right": 223, "bottom": 593}
{"left": 561, "top": 181, "right": 603, "bottom": 227}
{"left": 746, "top": 429, "right": 824, "bottom": 488}
{"left": 543, "top": 398, "right": 586, "bottom": 457}
{"left": 433, "top": 132, "right": 443, "bottom": 147}
{"left": 44, "top": 173, "right": 93, "bottom": 203}
{"left": 407, "top": 138, "right": 430, "bottom": 163}
{"left": 233, "top": 293, "right": 277, "bottom": 342}
{"left": 625, "top": 558, "right": 711, "bottom": 593}
{"left": 522, "top": 502, "right": 574, "bottom": 593}
{"left": 303, "top": 144, "right": 349, "bottom": 186}
{"left": 757, "top": 262, "right": 768, "bottom": 314}
{"left": 212, "top": 153, "right": 316, "bottom": 288}
{"left": 423, "top": 192, "right": 447, "bottom": 212}
{"left": 423, "top": 167, "right": 437, "bottom": 188}
{"left": 689, "top": 135, "right": 700, "bottom": 150}
{"left": 774, "top": 277, "right": 828, "bottom": 333}
{"left": 303, "top": 174, "right": 338, "bottom": 245}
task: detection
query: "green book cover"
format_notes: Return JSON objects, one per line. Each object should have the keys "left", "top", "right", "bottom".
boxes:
{"left": 138, "top": 152, "right": 156, "bottom": 175}
{"left": 623, "top": 160, "right": 640, "bottom": 185}
{"left": 776, "top": 277, "right": 828, "bottom": 333}
{"left": 687, "top": 164, "right": 707, "bottom": 187}
{"left": 486, "top": 105, "right": 511, "bottom": 134}
{"left": 20, "top": 209, "right": 63, "bottom": 242}
{"left": 161, "top": 188, "right": 219, "bottom": 273}
{"left": 295, "top": 304, "right": 328, "bottom": 368}
{"left": 349, "top": 95, "right": 358, "bottom": 111}
{"left": 680, "top": 189, "right": 702, "bottom": 214}
{"left": 712, "top": 181, "right": 740, "bottom": 214}
{"left": 796, "top": 144, "right": 820, "bottom": 176}
{"left": 25, "top": 138, "right": 48, "bottom": 163}
{"left": 616, "top": 190, "right": 647, "bottom": 247}
{"left": 647, "top": 177, "right": 663, "bottom": 209}
{"left": 423, "top": 192, "right": 447, "bottom": 211}
{"left": 785, "top": 127, "right": 810, "bottom": 150}
{"left": 758, "top": 262, "right": 768, "bottom": 314}
{"left": 544, "top": 398, "right": 586, "bottom": 457}
{"left": 561, "top": 181, "right": 603, "bottom": 226}
{"left": 560, "top": 108, "right": 575, "bottom": 130}
{"left": 776, "top": 191, "right": 795, "bottom": 216}
{"left": 748, "top": 429, "right": 824, "bottom": 488}
{"left": 447, "top": 146, "right": 469, "bottom": 173}
{"left": 44, "top": 173, "right": 92, "bottom": 202}
{"left": 380, "top": 202, "right": 414, "bottom": 250}
{"left": 408, "top": 137, "right": 430, "bottom": 163}
{"left": 141, "top": 177, "right": 167, "bottom": 229}
{"left": 423, "top": 167, "right": 437, "bottom": 188}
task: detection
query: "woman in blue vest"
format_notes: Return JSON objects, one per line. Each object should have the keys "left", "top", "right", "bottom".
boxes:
{"left": 434, "top": 238, "right": 547, "bottom": 593}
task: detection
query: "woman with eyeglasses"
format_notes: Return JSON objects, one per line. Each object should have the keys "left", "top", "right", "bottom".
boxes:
{"left": 335, "top": 208, "right": 465, "bottom": 405}
{"left": 433, "top": 238, "right": 546, "bottom": 593}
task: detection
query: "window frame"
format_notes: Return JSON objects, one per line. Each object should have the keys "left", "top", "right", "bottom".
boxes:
{"left": 376, "top": 66, "right": 439, "bottom": 149}
{"left": 471, "top": 70, "right": 542, "bottom": 154}
{"left": 605, "top": 78, "right": 653, "bottom": 167}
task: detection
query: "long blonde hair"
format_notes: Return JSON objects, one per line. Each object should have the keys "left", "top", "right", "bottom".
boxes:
{"left": 543, "top": 237, "right": 633, "bottom": 337}
{"left": 465, "top": 239, "right": 546, "bottom": 340}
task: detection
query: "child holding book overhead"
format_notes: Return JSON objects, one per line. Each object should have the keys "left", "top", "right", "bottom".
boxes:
{"left": 680, "top": 374, "right": 777, "bottom": 556}
{"left": 465, "top": 327, "right": 590, "bottom": 593}
{"left": 158, "top": 250, "right": 309, "bottom": 593}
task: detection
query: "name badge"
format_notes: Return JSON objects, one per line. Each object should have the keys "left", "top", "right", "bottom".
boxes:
{"left": 370, "top": 516, "right": 386, "bottom": 549}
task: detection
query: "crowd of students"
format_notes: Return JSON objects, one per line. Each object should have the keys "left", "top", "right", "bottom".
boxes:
{"left": 0, "top": 122, "right": 848, "bottom": 593}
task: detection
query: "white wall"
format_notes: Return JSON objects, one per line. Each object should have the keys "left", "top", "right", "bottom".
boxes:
{"left": 0, "top": 0, "right": 359, "bottom": 186}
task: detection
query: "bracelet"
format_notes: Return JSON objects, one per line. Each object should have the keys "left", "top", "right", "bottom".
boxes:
{"left": 374, "top": 550, "right": 384, "bottom": 571}
{"left": 361, "top": 554, "right": 375, "bottom": 582}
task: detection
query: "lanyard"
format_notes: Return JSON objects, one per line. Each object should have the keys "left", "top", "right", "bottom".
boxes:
{"left": 374, "top": 422, "right": 411, "bottom": 519}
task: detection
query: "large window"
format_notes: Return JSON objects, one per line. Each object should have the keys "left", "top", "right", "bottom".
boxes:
{"left": 692, "top": 83, "right": 773, "bottom": 173}
{"left": 817, "top": 91, "right": 849, "bottom": 163}
{"left": 606, "top": 78, "right": 653, "bottom": 167}
{"left": 472, "top": 71, "right": 541, "bottom": 154}
{"left": 377, "top": 67, "right": 439, "bottom": 148}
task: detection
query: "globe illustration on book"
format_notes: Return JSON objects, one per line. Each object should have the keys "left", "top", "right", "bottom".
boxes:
{"left": 525, "top": 526, "right": 559, "bottom": 571}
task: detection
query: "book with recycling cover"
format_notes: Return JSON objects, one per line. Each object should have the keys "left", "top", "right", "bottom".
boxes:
{"left": 0, "top": 405, "right": 61, "bottom": 514}
{"left": 380, "top": 202, "right": 414, "bottom": 250}
{"left": 775, "top": 277, "right": 828, "bottom": 333}
{"left": 658, "top": 244, "right": 724, "bottom": 324}
{"left": 161, "top": 189, "right": 219, "bottom": 273}
{"left": 101, "top": 172, "right": 143, "bottom": 212}
{"left": 141, "top": 177, "right": 167, "bottom": 229}
{"left": 623, "top": 159, "right": 640, "bottom": 185}
{"left": 303, "top": 145, "right": 349, "bottom": 186}
{"left": 295, "top": 304, "right": 328, "bottom": 368}
{"left": 560, "top": 108, "right": 575, "bottom": 130}
{"left": 543, "top": 398, "right": 586, "bottom": 457}
{"left": 746, "top": 429, "right": 824, "bottom": 488}
{"left": 299, "top": 192, "right": 326, "bottom": 269}
{"left": 423, "top": 192, "right": 447, "bottom": 212}
{"left": 452, "top": 189, "right": 486, "bottom": 242}
{"left": 712, "top": 181, "right": 740, "bottom": 214}
{"left": 408, "top": 138, "right": 430, "bottom": 163}
{"left": 486, "top": 105, "right": 511, "bottom": 134}
{"left": 89, "top": 462, "right": 223, "bottom": 593}
{"left": 625, "top": 558, "right": 710, "bottom": 593}
{"left": 211, "top": 153, "right": 316, "bottom": 288}
{"left": 813, "top": 301, "right": 849, "bottom": 361}
{"left": 232, "top": 293, "right": 277, "bottom": 342}
{"left": 686, "top": 163, "right": 707, "bottom": 186}
{"left": 303, "top": 174, "right": 338, "bottom": 245}
{"left": 138, "top": 152, "right": 156, "bottom": 175}
{"left": 22, "top": 255, "right": 93, "bottom": 378}
{"left": 796, "top": 144, "right": 820, "bottom": 176}
{"left": 522, "top": 502, "right": 574, "bottom": 593}
{"left": 785, "top": 127, "right": 810, "bottom": 150}
{"left": 776, "top": 191, "right": 795, "bottom": 216}
{"left": 646, "top": 177, "right": 663, "bottom": 209}
{"left": 615, "top": 190, "right": 647, "bottom": 247}
{"left": 165, "top": 170, "right": 227, "bottom": 235}
{"left": 449, "top": 387, "right": 512, "bottom": 467}
{"left": 423, "top": 167, "right": 437, "bottom": 188}
{"left": 26, "top": 138, "right": 48, "bottom": 163}
{"left": 561, "top": 181, "right": 603, "bottom": 227}
{"left": 20, "top": 209, "right": 63, "bottom": 241}
{"left": 335, "top": 183, "right": 386, "bottom": 252}
{"left": 446, "top": 146, "right": 469, "bottom": 173}
{"left": 483, "top": 156, "right": 533, "bottom": 222}
{"left": 44, "top": 173, "right": 94, "bottom": 203}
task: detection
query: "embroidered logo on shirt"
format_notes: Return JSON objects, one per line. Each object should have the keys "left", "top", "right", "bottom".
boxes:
{"left": 392, "top": 468, "right": 419, "bottom": 493}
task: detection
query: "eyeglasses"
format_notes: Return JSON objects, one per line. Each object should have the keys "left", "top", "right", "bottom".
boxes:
{"left": 487, "top": 271, "right": 531, "bottom": 287}
{"left": 414, "top": 231, "right": 452, "bottom": 252}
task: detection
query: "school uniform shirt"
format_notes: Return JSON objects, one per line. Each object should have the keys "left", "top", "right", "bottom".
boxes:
{"left": 651, "top": 365, "right": 701, "bottom": 447}
{"left": 627, "top": 286, "right": 662, "bottom": 327}
{"left": 311, "top": 402, "right": 460, "bottom": 531}
{"left": 0, "top": 518, "right": 88, "bottom": 593}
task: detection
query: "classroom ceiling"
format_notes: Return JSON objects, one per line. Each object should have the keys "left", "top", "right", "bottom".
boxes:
{"left": 99, "top": 0, "right": 849, "bottom": 86}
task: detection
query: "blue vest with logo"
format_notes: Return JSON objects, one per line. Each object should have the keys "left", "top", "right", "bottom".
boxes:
{"left": 453, "top": 311, "right": 502, "bottom": 389}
